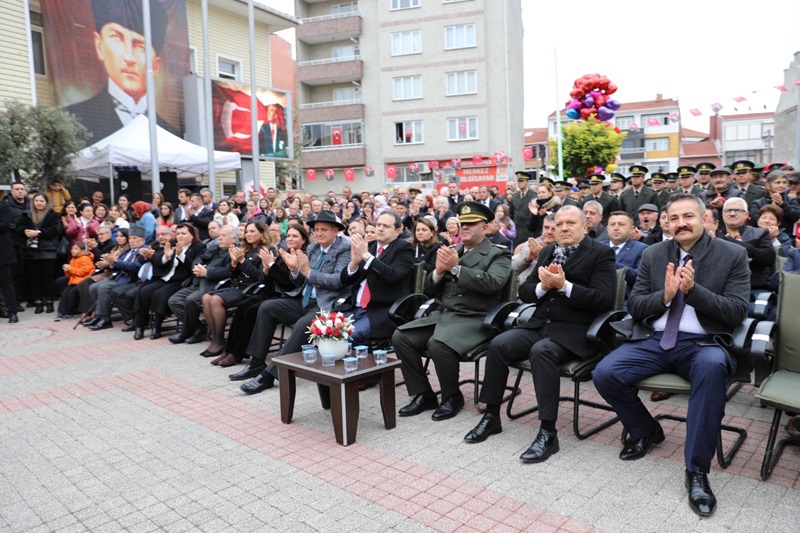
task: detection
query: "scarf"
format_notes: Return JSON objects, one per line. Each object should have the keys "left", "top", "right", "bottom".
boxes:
{"left": 551, "top": 244, "right": 579, "bottom": 266}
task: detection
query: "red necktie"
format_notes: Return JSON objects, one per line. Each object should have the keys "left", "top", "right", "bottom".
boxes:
{"left": 359, "top": 247, "right": 384, "bottom": 308}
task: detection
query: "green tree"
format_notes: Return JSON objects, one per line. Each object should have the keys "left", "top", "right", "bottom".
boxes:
{"left": 0, "top": 102, "right": 89, "bottom": 190}
{"left": 548, "top": 116, "right": 626, "bottom": 179}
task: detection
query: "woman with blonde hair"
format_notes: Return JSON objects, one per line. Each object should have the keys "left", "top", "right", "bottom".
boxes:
{"left": 23, "top": 193, "right": 61, "bottom": 313}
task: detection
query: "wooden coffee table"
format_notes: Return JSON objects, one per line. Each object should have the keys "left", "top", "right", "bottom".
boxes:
{"left": 271, "top": 352, "right": 402, "bottom": 446}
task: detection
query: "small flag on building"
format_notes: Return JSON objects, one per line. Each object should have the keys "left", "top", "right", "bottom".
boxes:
{"left": 689, "top": 109, "right": 702, "bottom": 117}
{"left": 646, "top": 118, "right": 660, "bottom": 126}
{"left": 472, "top": 155, "right": 482, "bottom": 165}
{"left": 344, "top": 168, "right": 354, "bottom": 181}
{"left": 733, "top": 96, "right": 747, "bottom": 103}
{"left": 324, "top": 169, "right": 335, "bottom": 181}
{"left": 522, "top": 146, "right": 534, "bottom": 160}
{"left": 364, "top": 166, "right": 374, "bottom": 177}
{"left": 386, "top": 165, "right": 397, "bottom": 180}
{"left": 306, "top": 169, "right": 317, "bottom": 181}
{"left": 775, "top": 85, "right": 789, "bottom": 92}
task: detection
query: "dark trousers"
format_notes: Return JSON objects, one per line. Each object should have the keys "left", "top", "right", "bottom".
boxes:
{"left": 25, "top": 258, "right": 56, "bottom": 303}
{"left": 479, "top": 327, "right": 573, "bottom": 422}
{"left": 0, "top": 264, "right": 17, "bottom": 312}
{"left": 76, "top": 277, "right": 96, "bottom": 313}
{"left": 593, "top": 333, "right": 728, "bottom": 473}
{"left": 168, "top": 287, "right": 203, "bottom": 334}
{"left": 133, "top": 279, "right": 181, "bottom": 327}
{"left": 56, "top": 282, "right": 80, "bottom": 316}
{"left": 392, "top": 325, "right": 463, "bottom": 400}
{"left": 110, "top": 283, "right": 141, "bottom": 321}
{"left": 12, "top": 248, "right": 27, "bottom": 304}
{"left": 349, "top": 306, "right": 371, "bottom": 346}
{"left": 224, "top": 295, "right": 265, "bottom": 358}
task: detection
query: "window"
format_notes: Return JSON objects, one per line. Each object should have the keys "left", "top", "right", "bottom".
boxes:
{"left": 725, "top": 124, "right": 762, "bottom": 141}
{"left": 302, "top": 121, "right": 364, "bottom": 149}
{"left": 331, "top": 2, "right": 358, "bottom": 14}
{"left": 217, "top": 57, "right": 241, "bottom": 81}
{"left": 393, "top": 76, "right": 422, "bottom": 100}
{"left": 615, "top": 115, "right": 634, "bottom": 129}
{"left": 445, "top": 24, "right": 476, "bottom": 50}
{"left": 645, "top": 138, "right": 669, "bottom": 152}
{"left": 725, "top": 151, "right": 759, "bottom": 166}
{"left": 188, "top": 47, "right": 197, "bottom": 74}
{"left": 393, "top": 166, "right": 434, "bottom": 184}
{"left": 447, "top": 117, "right": 478, "bottom": 141}
{"left": 445, "top": 70, "right": 477, "bottom": 96}
{"left": 29, "top": 12, "right": 45, "bottom": 76}
{"left": 331, "top": 45, "right": 357, "bottom": 59}
{"left": 395, "top": 121, "right": 423, "bottom": 144}
{"left": 443, "top": 0, "right": 473, "bottom": 3}
{"left": 391, "top": 30, "right": 421, "bottom": 56}
{"left": 646, "top": 161, "right": 669, "bottom": 173}
{"left": 391, "top": 0, "right": 420, "bottom": 9}
{"left": 332, "top": 87, "right": 358, "bottom": 102}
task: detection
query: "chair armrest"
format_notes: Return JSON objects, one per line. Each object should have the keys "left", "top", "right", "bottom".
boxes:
{"left": 242, "top": 282, "right": 266, "bottom": 296}
{"left": 415, "top": 299, "right": 439, "bottom": 320}
{"left": 502, "top": 303, "right": 537, "bottom": 331}
{"left": 482, "top": 301, "right": 522, "bottom": 334}
{"left": 750, "top": 320, "right": 775, "bottom": 363}
{"left": 214, "top": 278, "right": 232, "bottom": 290}
{"left": 751, "top": 290, "right": 775, "bottom": 320}
{"left": 388, "top": 293, "right": 429, "bottom": 326}
{"left": 730, "top": 317, "right": 757, "bottom": 355}
{"left": 586, "top": 310, "right": 628, "bottom": 353}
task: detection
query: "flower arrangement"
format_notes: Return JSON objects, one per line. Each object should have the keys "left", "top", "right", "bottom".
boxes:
{"left": 307, "top": 310, "right": 355, "bottom": 343}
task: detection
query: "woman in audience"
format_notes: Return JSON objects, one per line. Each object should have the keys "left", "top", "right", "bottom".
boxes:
{"left": 365, "top": 222, "right": 377, "bottom": 242}
{"left": 361, "top": 201, "right": 375, "bottom": 223}
{"left": 528, "top": 182, "right": 561, "bottom": 238}
{"left": 495, "top": 204, "right": 516, "bottom": 243}
{"left": 22, "top": 193, "right": 60, "bottom": 314}
{"left": 212, "top": 223, "right": 310, "bottom": 367}
{"left": 65, "top": 202, "right": 100, "bottom": 245}
{"left": 274, "top": 206, "right": 289, "bottom": 236}
{"left": 214, "top": 199, "right": 240, "bottom": 229}
{"left": 750, "top": 171, "right": 800, "bottom": 234}
{"left": 441, "top": 216, "right": 462, "bottom": 244}
{"left": 77, "top": 228, "right": 129, "bottom": 323}
{"left": 156, "top": 202, "right": 175, "bottom": 228}
{"left": 411, "top": 217, "right": 443, "bottom": 272}
{"left": 54, "top": 242, "right": 95, "bottom": 321}
{"left": 117, "top": 194, "right": 133, "bottom": 220}
{"left": 93, "top": 203, "right": 109, "bottom": 224}
{"left": 433, "top": 196, "right": 454, "bottom": 233}
{"left": 150, "top": 192, "right": 165, "bottom": 216}
{"left": 200, "top": 220, "right": 271, "bottom": 357}
{"left": 757, "top": 204, "right": 794, "bottom": 256}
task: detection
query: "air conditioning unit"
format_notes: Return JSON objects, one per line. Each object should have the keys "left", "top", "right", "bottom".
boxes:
{"left": 416, "top": 162, "right": 430, "bottom": 174}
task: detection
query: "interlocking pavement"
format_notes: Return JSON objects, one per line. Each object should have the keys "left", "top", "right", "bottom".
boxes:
{"left": 1, "top": 312, "right": 799, "bottom": 532}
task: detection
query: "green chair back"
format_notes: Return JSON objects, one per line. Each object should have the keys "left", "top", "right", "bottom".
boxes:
{"left": 501, "top": 271, "right": 519, "bottom": 302}
{"left": 613, "top": 267, "right": 627, "bottom": 311}
{"left": 776, "top": 272, "right": 800, "bottom": 373}
{"left": 410, "top": 261, "right": 426, "bottom": 294}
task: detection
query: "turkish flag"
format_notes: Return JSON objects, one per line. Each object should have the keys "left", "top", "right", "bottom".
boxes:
{"left": 775, "top": 85, "right": 789, "bottom": 92}
{"left": 522, "top": 146, "right": 534, "bottom": 160}
{"left": 324, "top": 169, "right": 335, "bottom": 181}
{"left": 472, "top": 155, "right": 482, "bottom": 165}
{"left": 306, "top": 169, "right": 317, "bottom": 181}
{"left": 451, "top": 158, "right": 461, "bottom": 169}
{"left": 627, "top": 123, "right": 640, "bottom": 131}
{"left": 647, "top": 118, "right": 660, "bottom": 126}
{"left": 408, "top": 163, "right": 418, "bottom": 175}
{"left": 668, "top": 112, "right": 680, "bottom": 123}
{"left": 733, "top": 96, "right": 747, "bottom": 103}
{"left": 344, "top": 168, "right": 355, "bottom": 181}
{"left": 458, "top": 122, "right": 467, "bottom": 135}
{"left": 494, "top": 151, "right": 505, "bottom": 164}
{"left": 689, "top": 109, "right": 702, "bottom": 117}
{"left": 711, "top": 102, "right": 723, "bottom": 111}
{"left": 429, "top": 160, "right": 439, "bottom": 170}
{"left": 364, "top": 166, "right": 374, "bottom": 177}
{"left": 331, "top": 126, "right": 343, "bottom": 145}
{"left": 793, "top": 79, "right": 800, "bottom": 86}
{"left": 386, "top": 165, "right": 397, "bottom": 180}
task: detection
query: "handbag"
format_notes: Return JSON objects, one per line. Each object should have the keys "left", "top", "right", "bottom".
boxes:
{"left": 56, "top": 236, "right": 70, "bottom": 256}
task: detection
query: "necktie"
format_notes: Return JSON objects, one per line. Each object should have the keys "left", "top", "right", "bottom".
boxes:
{"left": 613, "top": 246, "right": 620, "bottom": 255}
{"left": 302, "top": 250, "right": 327, "bottom": 308}
{"left": 359, "top": 247, "right": 383, "bottom": 308}
{"left": 635, "top": 191, "right": 639, "bottom": 198}
{"left": 660, "top": 254, "right": 693, "bottom": 350}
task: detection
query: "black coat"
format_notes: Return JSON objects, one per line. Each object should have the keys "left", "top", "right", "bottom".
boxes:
{"left": 188, "top": 208, "right": 214, "bottom": 240}
{"left": 152, "top": 241, "right": 207, "bottom": 284}
{"left": 22, "top": 209, "right": 61, "bottom": 260}
{"left": 0, "top": 201, "right": 18, "bottom": 266}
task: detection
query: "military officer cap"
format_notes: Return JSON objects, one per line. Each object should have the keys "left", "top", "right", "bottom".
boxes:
{"left": 610, "top": 173, "right": 627, "bottom": 184}
{"left": 752, "top": 165, "right": 765, "bottom": 175}
{"left": 651, "top": 172, "right": 666, "bottom": 182}
{"left": 577, "top": 180, "right": 591, "bottom": 189}
{"left": 696, "top": 162, "right": 715, "bottom": 174}
{"left": 644, "top": 178, "right": 652, "bottom": 187}
{"left": 588, "top": 175, "right": 605, "bottom": 184}
{"left": 731, "top": 160, "right": 755, "bottom": 173}
{"left": 709, "top": 167, "right": 731, "bottom": 176}
{"left": 666, "top": 172, "right": 678, "bottom": 182}
{"left": 677, "top": 165, "right": 697, "bottom": 176}
{"left": 129, "top": 226, "right": 146, "bottom": 239}
{"left": 553, "top": 180, "right": 571, "bottom": 190}
{"left": 456, "top": 201, "right": 494, "bottom": 224}
{"left": 629, "top": 165, "right": 649, "bottom": 176}
{"left": 539, "top": 177, "right": 555, "bottom": 187}
{"left": 515, "top": 171, "right": 533, "bottom": 181}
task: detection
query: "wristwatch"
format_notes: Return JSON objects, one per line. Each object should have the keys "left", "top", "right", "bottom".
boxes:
{"left": 450, "top": 265, "right": 461, "bottom": 277}
{"left": 362, "top": 252, "right": 372, "bottom": 261}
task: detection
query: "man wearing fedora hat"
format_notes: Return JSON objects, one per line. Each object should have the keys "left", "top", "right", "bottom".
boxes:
{"left": 232, "top": 211, "right": 352, "bottom": 394}
{"left": 393, "top": 201, "right": 511, "bottom": 422}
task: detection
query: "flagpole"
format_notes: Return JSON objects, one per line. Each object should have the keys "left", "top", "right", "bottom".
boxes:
{"left": 143, "top": 0, "right": 160, "bottom": 197}
{"left": 554, "top": 48, "right": 564, "bottom": 179}
{"left": 202, "top": 0, "right": 215, "bottom": 193}
{"left": 248, "top": 0, "right": 259, "bottom": 196}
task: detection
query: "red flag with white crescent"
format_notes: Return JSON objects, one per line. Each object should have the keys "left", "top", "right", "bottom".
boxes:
{"left": 306, "top": 169, "right": 316, "bottom": 181}
{"left": 522, "top": 146, "right": 533, "bottom": 160}
{"left": 344, "top": 168, "right": 354, "bottom": 181}
{"left": 386, "top": 165, "right": 397, "bottom": 180}
{"left": 331, "top": 126, "right": 343, "bottom": 145}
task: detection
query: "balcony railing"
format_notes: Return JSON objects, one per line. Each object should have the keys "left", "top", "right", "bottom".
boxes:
{"left": 298, "top": 55, "right": 362, "bottom": 68}
{"left": 303, "top": 143, "right": 363, "bottom": 152}
{"left": 299, "top": 99, "right": 364, "bottom": 110}
{"left": 302, "top": 11, "right": 362, "bottom": 24}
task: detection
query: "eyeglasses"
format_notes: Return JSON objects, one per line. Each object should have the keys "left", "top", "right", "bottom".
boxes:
{"left": 723, "top": 209, "right": 747, "bottom": 214}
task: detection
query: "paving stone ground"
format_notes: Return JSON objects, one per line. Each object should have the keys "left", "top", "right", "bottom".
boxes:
{"left": 1, "top": 312, "right": 799, "bottom": 532}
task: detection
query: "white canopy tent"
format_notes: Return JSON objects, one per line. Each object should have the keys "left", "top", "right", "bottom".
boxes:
{"left": 72, "top": 115, "right": 241, "bottom": 178}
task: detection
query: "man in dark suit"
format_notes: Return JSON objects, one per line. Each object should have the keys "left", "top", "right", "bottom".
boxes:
{"left": 446, "top": 182, "right": 464, "bottom": 212}
{"left": 582, "top": 175, "right": 619, "bottom": 224}
{"left": 593, "top": 194, "right": 750, "bottom": 517}
{"left": 619, "top": 165, "right": 659, "bottom": 219}
{"left": 720, "top": 197, "right": 775, "bottom": 291}
{"left": 731, "top": 160, "right": 766, "bottom": 206}
{"left": 257, "top": 103, "right": 288, "bottom": 157}
{"left": 509, "top": 171, "right": 537, "bottom": 247}
{"left": 582, "top": 200, "right": 608, "bottom": 241}
{"left": 340, "top": 212, "right": 415, "bottom": 345}
{"left": 477, "top": 186, "right": 500, "bottom": 212}
{"left": 463, "top": 205, "right": 616, "bottom": 462}
{"left": 699, "top": 168, "right": 744, "bottom": 210}
{"left": 601, "top": 211, "right": 648, "bottom": 301}
{"left": 185, "top": 193, "right": 214, "bottom": 240}
{"left": 64, "top": 0, "right": 179, "bottom": 146}
{"left": 0, "top": 200, "right": 19, "bottom": 323}
{"left": 173, "top": 188, "right": 193, "bottom": 224}
{"left": 393, "top": 202, "right": 511, "bottom": 422}
{"left": 233, "top": 211, "right": 352, "bottom": 394}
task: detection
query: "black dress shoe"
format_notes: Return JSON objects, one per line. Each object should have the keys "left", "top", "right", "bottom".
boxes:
{"left": 121, "top": 323, "right": 136, "bottom": 332}
{"left": 168, "top": 333, "right": 186, "bottom": 344}
{"left": 83, "top": 317, "right": 100, "bottom": 327}
{"left": 199, "top": 347, "right": 224, "bottom": 357}
{"left": 520, "top": 429, "right": 559, "bottom": 463}
{"left": 88, "top": 319, "right": 112, "bottom": 331}
{"left": 398, "top": 394, "right": 439, "bottom": 417}
{"left": 464, "top": 413, "right": 503, "bottom": 443}
{"left": 185, "top": 328, "right": 209, "bottom": 344}
{"left": 133, "top": 327, "right": 145, "bottom": 340}
{"left": 8, "top": 313, "right": 19, "bottom": 324}
{"left": 685, "top": 470, "right": 716, "bottom": 517}
{"left": 620, "top": 426, "right": 665, "bottom": 461}
{"left": 431, "top": 393, "right": 465, "bottom": 421}
{"left": 149, "top": 328, "right": 162, "bottom": 340}
{"left": 229, "top": 362, "right": 266, "bottom": 381}
{"left": 240, "top": 373, "right": 275, "bottom": 395}
{"left": 45, "top": 302, "right": 54, "bottom": 313}
{"left": 34, "top": 304, "right": 44, "bottom": 314}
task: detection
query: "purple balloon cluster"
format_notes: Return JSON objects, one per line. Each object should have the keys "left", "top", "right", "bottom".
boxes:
{"left": 564, "top": 73, "right": 621, "bottom": 122}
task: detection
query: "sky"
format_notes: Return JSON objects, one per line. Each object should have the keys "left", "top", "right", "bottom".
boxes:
{"left": 264, "top": 0, "right": 800, "bottom": 133}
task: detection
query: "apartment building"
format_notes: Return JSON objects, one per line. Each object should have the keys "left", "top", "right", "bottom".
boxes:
{"left": 295, "top": 0, "right": 524, "bottom": 195}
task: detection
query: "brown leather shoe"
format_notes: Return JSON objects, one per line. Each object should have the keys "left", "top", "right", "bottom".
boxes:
{"left": 650, "top": 391, "right": 673, "bottom": 402}
{"left": 785, "top": 415, "right": 800, "bottom": 439}
{"left": 217, "top": 353, "right": 240, "bottom": 368}
{"left": 210, "top": 352, "right": 228, "bottom": 366}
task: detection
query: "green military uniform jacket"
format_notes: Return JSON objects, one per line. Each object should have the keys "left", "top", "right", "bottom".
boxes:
{"left": 655, "top": 189, "right": 671, "bottom": 209}
{"left": 509, "top": 188, "right": 537, "bottom": 246}
{"left": 581, "top": 191, "right": 620, "bottom": 224}
{"left": 619, "top": 186, "right": 659, "bottom": 219}
{"left": 396, "top": 237, "right": 511, "bottom": 355}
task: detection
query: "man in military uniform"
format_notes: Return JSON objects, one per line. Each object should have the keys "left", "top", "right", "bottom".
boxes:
{"left": 695, "top": 162, "right": 716, "bottom": 192}
{"left": 608, "top": 173, "right": 626, "bottom": 199}
{"left": 730, "top": 160, "right": 765, "bottom": 206}
{"left": 619, "top": 165, "right": 658, "bottom": 219}
{"left": 666, "top": 172, "right": 680, "bottom": 193}
{"left": 509, "top": 171, "right": 537, "bottom": 247}
{"left": 650, "top": 172, "right": 671, "bottom": 208}
{"left": 577, "top": 179, "right": 592, "bottom": 200}
{"left": 393, "top": 201, "right": 512, "bottom": 422}
{"left": 582, "top": 175, "right": 619, "bottom": 224}
{"left": 554, "top": 180, "right": 581, "bottom": 208}
{"left": 675, "top": 166, "right": 704, "bottom": 196}
{"left": 699, "top": 167, "right": 744, "bottom": 211}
